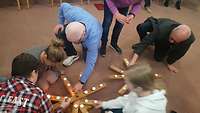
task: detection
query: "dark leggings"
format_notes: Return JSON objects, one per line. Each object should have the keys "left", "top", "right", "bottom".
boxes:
{"left": 101, "top": 0, "right": 129, "bottom": 47}
{"left": 144, "top": 0, "right": 151, "bottom": 7}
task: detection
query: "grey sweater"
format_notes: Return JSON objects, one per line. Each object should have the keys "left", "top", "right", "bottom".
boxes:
{"left": 24, "top": 46, "right": 46, "bottom": 61}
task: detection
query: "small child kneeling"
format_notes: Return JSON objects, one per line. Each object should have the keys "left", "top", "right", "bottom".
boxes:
{"left": 96, "top": 63, "right": 167, "bottom": 113}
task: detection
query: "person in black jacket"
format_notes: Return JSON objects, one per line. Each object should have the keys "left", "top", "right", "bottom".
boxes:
{"left": 129, "top": 17, "right": 195, "bottom": 73}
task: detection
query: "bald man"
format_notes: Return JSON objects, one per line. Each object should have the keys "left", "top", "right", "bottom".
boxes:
{"left": 54, "top": 3, "right": 102, "bottom": 91}
{"left": 129, "top": 17, "right": 195, "bottom": 73}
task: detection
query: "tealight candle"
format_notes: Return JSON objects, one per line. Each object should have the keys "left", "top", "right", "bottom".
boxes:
{"left": 56, "top": 96, "right": 60, "bottom": 100}
{"left": 155, "top": 74, "right": 159, "bottom": 77}
{"left": 84, "top": 90, "right": 89, "bottom": 94}
{"left": 63, "top": 77, "right": 67, "bottom": 81}
{"left": 74, "top": 104, "right": 79, "bottom": 108}
{"left": 80, "top": 104, "right": 84, "bottom": 108}
{"left": 99, "top": 84, "right": 104, "bottom": 87}
{"left": 94, "top": 100, "right": 98, "bottom": 104}
{"left": 47, "top": 95, "right": 51, "bottom": 99}
{"left": 92, "top": 87, "right": 96, "bottom": 91}
{"left": 85, "top": 99, "right": 89, "bottom": 103}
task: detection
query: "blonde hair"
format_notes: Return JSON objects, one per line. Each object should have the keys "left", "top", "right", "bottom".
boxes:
{"left": 45, "top": 38, "right": 65, "bottom": 63}
{"left": 125, "top": 63, "right": 155, "bottom": 91}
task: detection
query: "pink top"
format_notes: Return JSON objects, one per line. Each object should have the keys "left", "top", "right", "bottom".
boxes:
{"left": 106, "top": 0, "right": 142, "bottom": 15}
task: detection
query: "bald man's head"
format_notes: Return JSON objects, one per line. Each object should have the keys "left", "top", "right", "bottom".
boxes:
{"left": 169, "top": 25, "right": 191, "bottom": 43}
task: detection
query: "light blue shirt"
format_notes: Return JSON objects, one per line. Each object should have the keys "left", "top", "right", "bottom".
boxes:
{"left": 58, "top": 3, "right": 102, "bottom": 83}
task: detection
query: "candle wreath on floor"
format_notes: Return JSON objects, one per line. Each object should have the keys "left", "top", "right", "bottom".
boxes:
{"left": 47, "top": 58, "right": 164, "bottom": 112}
{"left": 109, "top": 58, "right": 130, "bottom": 95}
{"left": 47, "top": 75, "right": 106, "bottom": 113}
{"left": 109, "top": 58, "right": 163, "bottom": 95}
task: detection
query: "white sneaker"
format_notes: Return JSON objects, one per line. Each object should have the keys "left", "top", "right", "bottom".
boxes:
{"left": 63, "top": 55, "right": 79, "bottom": 66}
{"left": 145, "top": 7, "right": 152, "bottom": 13}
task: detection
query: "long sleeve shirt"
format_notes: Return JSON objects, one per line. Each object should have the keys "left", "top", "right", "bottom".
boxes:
{"left": 0, "top": 77, "right": 53, "bottom": 112}
{"left": 106, "top": 0, "right": 142, "bottom": 15}
{"left": 58, "top": 3, "right": 102, "bottom": 83}
{"left": 102, "top": 90, "right": 167, "bottom": 113}
{"left": 132, "top": 17, "right": 195, "bottom": 65}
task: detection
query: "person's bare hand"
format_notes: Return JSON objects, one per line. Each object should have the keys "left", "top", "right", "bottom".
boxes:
{"left": 128, "top": 53, "right": 139, "bottom": 67}
{"left": 74, "top": 82, "right": 83, "bottom": 92}
{"left": 114, "top": 12, "right": 127, "bottom": 24}
{"left": 167, "top": 64, "right": 178, "bottom": 73}
{"left": 128, "top": 60, "right": 136, "bottom": 67}
{"left": 126, "top": 15, "right": 134, "bottom": 24}
{"left": 95, "top": 101, "right": 103, "bottom": 109}
{"left": 60, "top": 98, "right": 71, "bottom": 109}
{"left": 54, "top": 24, "right": 64, "bottom": 34}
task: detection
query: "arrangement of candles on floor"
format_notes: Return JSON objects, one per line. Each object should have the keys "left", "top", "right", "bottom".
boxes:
{"left": 47, "top": 75, "right": 106, "bottom": 113}
{"left": 109, "top": 58, "right": 162, "bottom": 95}
{"left": 109, "top": 59, "right": 128, "bottom": 95}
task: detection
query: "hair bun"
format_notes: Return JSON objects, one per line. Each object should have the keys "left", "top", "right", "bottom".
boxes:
{"left": 51, "top": 38, "right": 64, "bottom": 47}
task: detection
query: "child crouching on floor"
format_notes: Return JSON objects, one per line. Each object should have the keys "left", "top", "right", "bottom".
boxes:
{"left": 96, "top": 63, "right": 167, "bottom": 113}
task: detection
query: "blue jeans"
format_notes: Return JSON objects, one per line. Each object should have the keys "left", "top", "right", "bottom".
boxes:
{"left": 101, "top": 0, "right": 129, "bottom": 47}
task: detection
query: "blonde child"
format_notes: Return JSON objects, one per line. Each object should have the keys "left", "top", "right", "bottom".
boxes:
{"left": 96, "top": 63, "right": 167, "bottom": 113}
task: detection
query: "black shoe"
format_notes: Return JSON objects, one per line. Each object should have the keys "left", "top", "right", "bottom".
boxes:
{"left": 100, "top": 46, "right": 106, "bottom": 57}
{"left": 110, "top": 44, "right": 122, "bottom": 54}
{"left": 170, "top": 111, "right": 177, "bottom": 113}
{"left": 175, "top": 1, "right": 181, "bottom": 10}
{"left": 164, "top": 2, "right": 169, "bottom": 7}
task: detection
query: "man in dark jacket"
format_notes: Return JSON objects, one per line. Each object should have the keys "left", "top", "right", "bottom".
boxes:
{"left": 129, "top": 17, "right": 195, "bottom": 73}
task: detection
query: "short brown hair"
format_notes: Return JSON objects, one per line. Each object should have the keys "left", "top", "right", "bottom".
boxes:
{"left": 12, "top": 53, "right": 40, "bottom": 77}
{"left": 125, "top": 63, "right": 154, "bottom": 91}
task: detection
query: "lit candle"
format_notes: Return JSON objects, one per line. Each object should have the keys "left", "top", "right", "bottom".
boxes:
{"left": 74, "top": 104, "right": 79, "bottom": 108}
{"left": 99, "top": 84, "right": 104, "bottom": 87}
{"left": 80, "top": 104, "right": 84, "bottom": 108}
{"left": 63, "top": 77, "right": 67, "bottom": 81}
{"left": 56, "top": 96, "right": 60, "bottom": 100}
{"left": 47, "top": 95, "right": 51, "bottom": 99}
{"left": 84, "top": 99, "right": 89, "bottom": 103}
{"left": 155, "top": 74, "right": 159, "bottom": 77}
{"left": 92, "top": 87, "right": 96, "bottom": 91}
{"left": 121, "top": 75, "right": 125, "bottom": 77}
{"left": 67, "top": 83, "right": 71, "bottom": 86}
{"left": 114, "top": 75, "right": 118, "bottom": 78}
{"left": 94, "top": 100, "right": 98, "bottom": 104}
{"left": 84, "top": 90, "right": 89, "bottom": 94}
